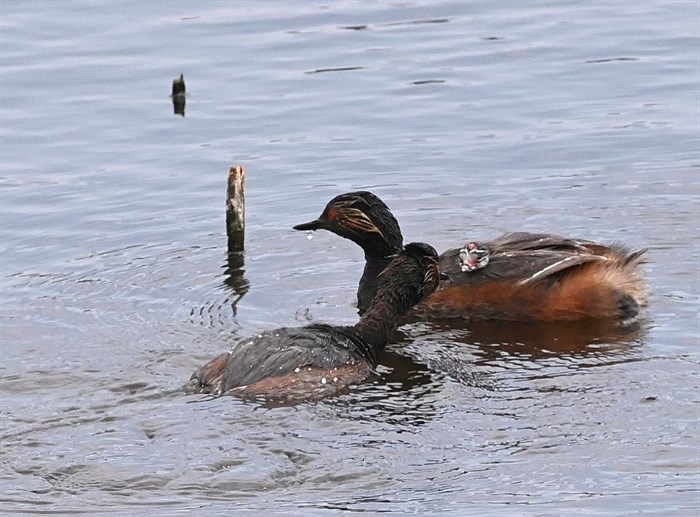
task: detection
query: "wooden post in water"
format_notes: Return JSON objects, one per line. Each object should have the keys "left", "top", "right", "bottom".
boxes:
{"left": 171, "top": 73, "right": 186, "bottom": 116}
{"left": 226, "top": 165, "right": 245, "bottom": 251}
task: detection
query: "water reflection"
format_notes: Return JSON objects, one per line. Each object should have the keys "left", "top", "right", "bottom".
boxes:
{"left": 389, "top": 316, "right": 649, "bottom": 394}
{"left": 453, "top": 318, "right": 642, "bottom": 355}
{"left": 420, "top": 317, "right": 647, "bottom": 366}
{"left": 222, "top": 251, "right": 249, "bottom": 315}
{"left": 326, "top": 347, "right": 442, "bottom": 426}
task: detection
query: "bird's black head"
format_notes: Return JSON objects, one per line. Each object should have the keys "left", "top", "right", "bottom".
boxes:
{"left": 293, "top": 191, "right": 404, "bottom": 256}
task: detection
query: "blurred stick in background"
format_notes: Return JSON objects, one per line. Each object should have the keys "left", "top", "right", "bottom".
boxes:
{"left": 171, "top": 73, "right": 186, "bottom": 116}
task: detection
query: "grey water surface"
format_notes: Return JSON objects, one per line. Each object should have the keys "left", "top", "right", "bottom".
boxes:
{"left": 1, "top": 1, "right": 698, "bottom": 515}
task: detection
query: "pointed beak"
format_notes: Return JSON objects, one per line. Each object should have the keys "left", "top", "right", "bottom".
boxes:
{"left": 293, "top": 219, "right": 325, "bottom": 231}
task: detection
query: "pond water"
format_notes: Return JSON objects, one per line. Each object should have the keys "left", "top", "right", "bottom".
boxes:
{"left": 1, "top": 1, "right": 698, "bottom": 514}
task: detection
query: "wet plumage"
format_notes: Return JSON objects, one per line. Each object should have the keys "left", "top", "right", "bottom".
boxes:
{"left": 186, "top": 242, "right": 440, "bottom": 400}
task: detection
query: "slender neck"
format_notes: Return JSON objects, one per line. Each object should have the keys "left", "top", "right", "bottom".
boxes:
{"left": 357, "top": 256, "right": 392, "bottom": 314}
{"left": 356, "top": 238, "right": 404, "bottom": 313}
{"left": 336, "top": 220, "right": 402, "bottom": 261}
{"left": 353, "top": 284, "right": 416, "bottom": 351}
{"left": 362, "top": 237, "right": 401, "bottom": 260}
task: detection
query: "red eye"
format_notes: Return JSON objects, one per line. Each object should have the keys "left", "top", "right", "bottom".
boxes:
{"left": 326, "top": 208, "right": 337, "bottom": 222}
{"left": 467, "top": 242, "right": 476, "bottom": 251}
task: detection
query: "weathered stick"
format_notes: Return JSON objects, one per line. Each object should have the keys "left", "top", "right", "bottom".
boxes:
{"left": 171, "top": 73, "right": 186, "bottom": 116}
{"left": 172, "top": 73, "right": 186, "bottom": 96}
{"left": 226, "top": 165, "right": 245, "bottom": 251}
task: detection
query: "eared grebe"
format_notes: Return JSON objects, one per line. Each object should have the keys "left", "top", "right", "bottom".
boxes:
{"left": 293, "top": 191, "right": 647, "bottom": 321}
{"left": 186, "top": 242, "right": 440, "bottom": 400}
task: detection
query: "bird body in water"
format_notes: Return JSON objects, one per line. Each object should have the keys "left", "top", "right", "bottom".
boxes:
{"left": 186, "top": 242, "right": 440, "bottom": 400}
{"left": 293, "top": 191, "right": 647, "bottom": 322}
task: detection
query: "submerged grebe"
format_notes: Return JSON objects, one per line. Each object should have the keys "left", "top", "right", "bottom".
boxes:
{"left": 186, "top": 242, "right": 440, "bottom": 400}
{"left": 294, "top": 191, "right": 647, "bottom": 321}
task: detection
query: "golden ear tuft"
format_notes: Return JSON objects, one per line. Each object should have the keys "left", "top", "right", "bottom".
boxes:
{"left": 335, "top": 205, "right": 384, "bottom": 236}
